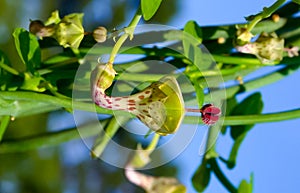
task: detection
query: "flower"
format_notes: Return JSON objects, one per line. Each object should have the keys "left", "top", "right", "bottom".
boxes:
{"left": 91, "top": 63, "right": 185, "bottom": 135}
{"left": 236, "top": 32, "right": 284, "bottom": 64}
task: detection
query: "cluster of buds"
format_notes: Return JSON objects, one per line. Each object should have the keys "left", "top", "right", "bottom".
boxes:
{"left": 29, "top": 10, "right": 107, "bottom": 49}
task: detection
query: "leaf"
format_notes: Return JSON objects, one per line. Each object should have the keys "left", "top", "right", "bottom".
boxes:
{"left": 192, "top": 160, "right": 211, "bottom": 192}
{"left": 0, "top": 51, "right": 13, "bottom": 90}
{"left": 184, "top": 20, "right": 202, "bottom": 44}
{"left": 251, "top": 18, "right": 286, "bottom": 34}
{"left": 238, "top": 176, "right": 253, "bottom": 193}
{"left": 227, "top": 92, "right": 263, "bottom": 168}
{"left": 230, "top": 92, "right": 263, "bottom": 140}
{"left": 20, "top": 73, "right": 46, "bottom": 92}
{"left": 227, "top": 132, "right": 247, "bottom": 168}
{"left": 13, "top": 28, "right": 41, "bottom": 73}
{"left": 141, "top": 0, "right": 163, "bottom": 21}
{"left": 292, "top": 0, "right": 300, "bottom": 5}
{"left": 190, "top": 79, "right": 205, "bottom": 111}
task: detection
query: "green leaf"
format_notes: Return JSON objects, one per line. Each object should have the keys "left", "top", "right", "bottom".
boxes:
{"left": 192, "top": 80, "right": 205, "bottom": 110}
{"left": 292, "top": 0, "right": 300, "bottom": 5}
{"left": 192, "top": 160, "right": 211, "bottom": 192}
{"left": 227, "top": 132, "right": 247, "bottom": 168}
{"left": 238, "top": 176, "right": 253, "bottom": 193}
{"left": 0, "top": 115, "right": 10, "bottom": 142}
{"left": 13, "top": 28, "right": 41, "bottom": 73}
{"left": 227, "top": 92, "right": 263, "bottom": 168}
{"left": 251, "top": 18, "right": 286, "bottom": 34}
{"left": 0, "top": 51, "right": 13, "bottom": 90}
{"left": 141, "top": 0, "right": 163, "bottom": 21}
{"left": 184, "top": 20, "right": 202, "bottom": 44}
{"left": 230, "top": 92, "right": 263, "bottom": 140}
{"left": 20, "top": 73, "right": 46, "bottom": 92}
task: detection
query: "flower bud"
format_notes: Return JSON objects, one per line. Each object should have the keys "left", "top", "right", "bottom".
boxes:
{"left": 29, "top": 20, "right": 55, "bottom": 38}
{"left": 93, "top": 26, "right": 107, "bottom": 43}
{"left": 29, "top": 20, "right": 45, "bottom": 35}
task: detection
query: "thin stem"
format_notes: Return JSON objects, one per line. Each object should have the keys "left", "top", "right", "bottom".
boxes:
{"left": 91, "top": 116, "right": 129, "bottom": 158}
{"left": 0, "top": 121, "right": 106, "bottom": 153}
{"left": 247, "top": 0, "right": 286, "bottom": 32}
{"left": 209, "top": 158, "right": 237, "bottom": 193}
{"left": 0, "top": 91, "right": 113, "bottom": 115}
{"left": 0, "top": 62, "right": 20, "bottom": 76}
{"left": 0, "top": 115, "right": 10, "bottom": 142}
{"left": 184, "top": 107, "right": 300, "bottom": 125}
{"left": 146, "top": 133, "right": 160, "bottom": 152}
{"left": 108, "top": 7, "right": 142, "bottom": 65}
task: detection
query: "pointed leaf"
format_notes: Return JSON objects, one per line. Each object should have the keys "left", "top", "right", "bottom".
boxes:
{"left": 192, "top": 160, "right": 211, "bottom": 192}
{"left": 227, "top": 92, "right": 263, "bottom": 168}
{"left": 13, "top": 28, "right": 41, "bottom": 73}
{"left": 230, "top": 92, "right": 263, "bottom": 140}
{"left": 184, "top": 20, "right": 202, "bottom": 44}
{"left": 238, "top": 178, "right": 253, "bottom": 193}
{"left": 141, "top": 0, "right": 163, "bottom": 20}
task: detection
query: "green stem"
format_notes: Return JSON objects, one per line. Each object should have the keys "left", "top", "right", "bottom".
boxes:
{"left": 108, "top": 7, "right": 142, "bottom": 65}
{"left": 0, "top": 91, "right": 113, "bottom": 115}
{"left": 212, "top": 54, "right": 263, "bottom": 66}
{"left": 184, "top": 107, "right": 300, "bottom": 125}
{"left": 0, "top": 121, "right": 107, "bottom": 153}
{"left": 0, "top": 115, "right": 10, "bottom": 142}
{"left": 91, "top": 116, "right": 129, "bottom": 158}
{"left": 146, "top": 133, "right": 160, "bottom": 152}
{"left": 209, "top": 158, "right": 237, "bottom": 193}
{"left": 247, "top": 0, "right": 286, "bottom": 32}
{"left": 0, "top": 62, "right": 20, "bottom": 76}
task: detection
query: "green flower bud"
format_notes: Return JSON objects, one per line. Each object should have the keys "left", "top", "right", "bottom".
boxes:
{"left": 93, "top": 26, "right": 107, "bottom": 43}
{"left": 54, "top": 13, "right": 85, "bottom": 48}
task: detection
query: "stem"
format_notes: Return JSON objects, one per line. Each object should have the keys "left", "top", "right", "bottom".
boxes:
{"left": 146, "top": 133, "right": 160, "bottom": 152}
{"left": 247, "top": 0, "right": 286, "bottom": 32}
{"left": 91, "top": 116, "right": 129, "bottom": 158}
{"left": 0, "top": 115, "right": 10, "bottom": 142}
{"left": 0, "top": 91, "right": 113, "bottom": 115}
{"left": 0, "top": 121, "right": 106, "bottom": 153}
{"left": 0, "top": 62, "right": 20, "bottom": 76}
{"left": 212, "top": 54, "right": 263, "bottom": 66}
{"left": 108, "top": 7, "right": 142, "bottom": 65}
{"left": 209, "top": 158, "right": 237, "bottom": 193}
{"left": 184, "top": 107, "right": 300, "bottom": 125}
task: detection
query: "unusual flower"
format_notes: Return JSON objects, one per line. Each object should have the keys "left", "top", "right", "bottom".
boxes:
{"left": 91, "top": 64, "right": 185, "bottom": 135}
{"left": 91, "top": 63, "right": 222, "bottom": 135}
{"left": 236, "top": 32, "right": 284, "bottom": 64}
